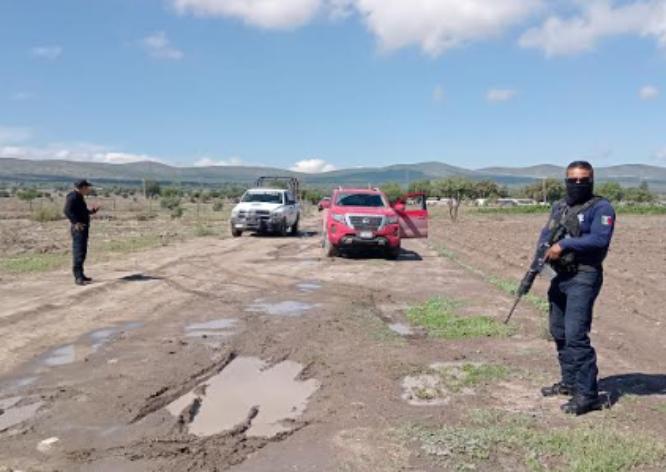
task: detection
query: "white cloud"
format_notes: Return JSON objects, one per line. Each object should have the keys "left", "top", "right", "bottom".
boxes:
{"left": 171, "top": 0, "right": 322, "bottom": 29}
{"left": 169, "top": 0, "right": 540, "bottom": 54}
{"left": 519, "top": 1, "right": 666, "bottom": 57}
{"left": 0, "top": 126, "right": 32, "bottom": 144}
{"left": 0, "top": 142, "right": 161, "bottom": 164}
{"left": 486, "top": 88, "right": 517, "bottom": 102}
{"left": 290, "top": 158, "right": 336, "bottom": 173}
{"left": 141, "top": 32, "right": 184, "bottom": 60}
{"left": 10, "top": 92, "right": 35, "bottom": 101}
{"left": 194, "top": 157, "right": 244, "bottom": 166}
{"left": 349, "top": 0, "right": 541, "bottom": 56}
{"left": 432, "top": 85, "right": 445, "bottom": 103}
{"left": 640, "top": 84, "right": 660, "bottom": 100}
{"left": 31, "top": 46, "right": 62, "bottom": 60}
{"left": 655, "top": 147, "right": 666, "bottom": 162}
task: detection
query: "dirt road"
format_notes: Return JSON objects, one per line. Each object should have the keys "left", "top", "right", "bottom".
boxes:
{"left": 1, "top": 214, "right": 665, "bottom": 471}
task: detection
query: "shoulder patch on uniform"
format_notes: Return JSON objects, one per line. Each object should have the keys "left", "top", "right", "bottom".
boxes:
{"left": 577, "top": 214, "right": 585, "bottom": 223}
{"left": 601, "top": 215, "right": 613, "bottom": 226}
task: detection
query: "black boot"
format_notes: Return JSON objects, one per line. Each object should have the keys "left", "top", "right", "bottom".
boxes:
{"left": 82, "top": 275, "right": 93, "bottom": 282}
{"left": 560, "top": 394, "right": 606, "bottom": 416}
{"left": 75, "top": 278, "right": 87, "bottom": 286}
{"left": 541, "top": 382, "right": 574, "bottom": 397}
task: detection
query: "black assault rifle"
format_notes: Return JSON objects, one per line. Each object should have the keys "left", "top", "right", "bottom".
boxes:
{"left": 504, "top": 216, "right": 574, "bottom": 324}
{"left": 504, "top": 243, "right": 550, "bottom": 324}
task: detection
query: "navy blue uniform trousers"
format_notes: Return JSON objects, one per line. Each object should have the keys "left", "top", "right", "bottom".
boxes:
{"left": 548, "top": 269, "right": 603, "bottom": 397}
{"left": 71, "top": 225, "right": 89, "bottom": 280}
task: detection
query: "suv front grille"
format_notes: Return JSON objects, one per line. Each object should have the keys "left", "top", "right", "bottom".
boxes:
{"left": 348, "top": 215, "right": 384, "bottom": 231}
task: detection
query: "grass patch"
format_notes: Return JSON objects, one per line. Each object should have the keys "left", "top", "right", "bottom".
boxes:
{"left": 99, "top": 234, "right": 164, "bottom": 253}
{"left": 407, "top": 298, "right": 513, "bottom": 339}
{"left": 193, "top": 224, "right": 217, "bottom": 237}
{"left": 488, "top": 275, "right": 549, "bottom": 315}
{"left": 434, "top": 363, "right": 510, "bottom": 393}
{"left": 0, "top": 253, "right": 68, "bottom": 273}
{"left": 652, "top": 403, "right": 666, "bottom": 414}
{"left": 474, "top": 206, "right": 551, "bottom": 215}
{"left": 31, "top": 205, "right": 64, "bottom": 222}
{"left": 616, "top": 205, "right": 666, "bottom": 215}
{"left": 406, "top": 410, "right": 666, "bottom": 472}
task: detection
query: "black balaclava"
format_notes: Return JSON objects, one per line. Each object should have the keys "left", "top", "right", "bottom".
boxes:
{"left": 566, "top": 180, "right": 594, "bottom": 206}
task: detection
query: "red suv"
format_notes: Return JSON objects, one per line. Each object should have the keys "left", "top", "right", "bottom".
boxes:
{"left": 319, "top": 188, "right": 428, "bottom": 259}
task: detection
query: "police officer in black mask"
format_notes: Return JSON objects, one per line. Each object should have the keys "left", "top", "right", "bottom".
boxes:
{"left": 63, "top": 180, "right": 100, "bottom": 285}
{"left": 537, "top": 161, "right": 616, "bottom": 415}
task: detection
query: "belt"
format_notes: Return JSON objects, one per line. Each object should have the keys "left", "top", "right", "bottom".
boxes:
{"left": 577, "top": 264, "right": 602, "bottom": 273}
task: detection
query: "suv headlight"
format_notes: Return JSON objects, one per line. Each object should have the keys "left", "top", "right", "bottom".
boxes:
{"left": 387, "top": 215, "right": 399, "bottom": 224}
{"left": 331, "top": 213, "right": 345, "bottom": 224}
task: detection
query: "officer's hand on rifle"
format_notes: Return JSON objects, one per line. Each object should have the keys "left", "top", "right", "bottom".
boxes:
{"left": 545, "top": 243, "right": 563, "bottom": 262}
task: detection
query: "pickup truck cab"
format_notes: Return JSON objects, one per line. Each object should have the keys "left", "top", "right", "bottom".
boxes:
{"left": 230, "top": 188, "right": 300, "bottom": 237}
{"left": 320, "top": 188, "right": 428, "bottom": 259}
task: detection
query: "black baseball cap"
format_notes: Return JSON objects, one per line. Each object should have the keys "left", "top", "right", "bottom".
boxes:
{"left": 74, "top": 179, "right": 93, "bottom": 189}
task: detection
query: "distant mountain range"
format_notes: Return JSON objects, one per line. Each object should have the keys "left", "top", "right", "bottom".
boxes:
{"left": 1, "top": 158, "right": 665, "bottom": 191}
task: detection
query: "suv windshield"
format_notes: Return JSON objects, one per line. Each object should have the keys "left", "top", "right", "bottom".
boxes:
{"left": 242, "top": 192, "right": 283, "bottom": 204}
{"left": 336, "top": 193, "right": 386, "bottom": 207}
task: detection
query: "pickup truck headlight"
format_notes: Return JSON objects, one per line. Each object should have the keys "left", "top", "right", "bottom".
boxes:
{"left": 386, "top": 215, "right": 399, "bottom": 224}
{"left": 331, "top": 213, "right": 346, "bottom": 224}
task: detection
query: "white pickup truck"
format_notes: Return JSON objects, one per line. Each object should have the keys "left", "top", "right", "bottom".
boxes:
{"left": 230, "top": 178, "right": 301, "bottom": 237}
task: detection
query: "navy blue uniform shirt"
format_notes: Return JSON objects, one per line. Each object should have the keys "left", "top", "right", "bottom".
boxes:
{"left": 538, "top": 198, "right": 616, "bottom": 268}
{"left": 64, "top": 191, "right": 94, "bottom": 225}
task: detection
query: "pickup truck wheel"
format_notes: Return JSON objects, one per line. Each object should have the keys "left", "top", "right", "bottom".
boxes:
{"left": 323, "top": 232, "right": 338, "bottom": 257}
{"left": 278, "top": 219, "right": 289, "bottom": 237}
{"left": 290, "top": 216, "right": 300, "bottom": 236}
{"left": 231, "top": 226, "right": 243, "bottom": 238}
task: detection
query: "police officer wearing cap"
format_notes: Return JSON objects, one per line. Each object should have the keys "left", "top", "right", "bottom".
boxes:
{"left": 537, "top": 161, "right": 616, "bottom": 415}
{"left": 63, "top": 180, "right": 100, "bottom": 285}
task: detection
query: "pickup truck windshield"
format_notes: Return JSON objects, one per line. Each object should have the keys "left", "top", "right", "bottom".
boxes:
{"left": 336, "top": 193, "right": 386, "bottom": 207}
{"left": 242, "top": 192, "right": 283, "bottom": 204}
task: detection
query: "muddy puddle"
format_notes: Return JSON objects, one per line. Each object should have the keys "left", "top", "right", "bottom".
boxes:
{"left": 39, "top": 322, "right": 143, "bottom": 366}
{"left": 246, "top": 300, "right": 317, "bottom": 317}
{"left": 388, "top": 323, "right": 414, "bottom": 336}
{"left": 296, "top": 281, "right": 322, "bottom": 293}
{"left": 42, "top": 345, "right": 76, "bottom": 367}
{"left": 167, "top": 357, "right": 320, "bottom": 438}
{"left": 185, "top": 318, "right": 239, "bottom": 338}
{"left": 0, "top": 396, "right": 44, "bottom": 432}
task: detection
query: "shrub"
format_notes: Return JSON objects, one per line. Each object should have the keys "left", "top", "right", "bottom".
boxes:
{"left": 31, "top": 206, "right": 63, "bottom": 222}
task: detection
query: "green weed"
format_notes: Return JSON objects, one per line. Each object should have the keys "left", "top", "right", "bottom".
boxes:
{"left": 434, "top": 363, "right": 510, "bottom": 392}
{"left": 406, "top": 410, "right": 666, "bottom": 472}
{"left": 407, "top": 298, "right": 513, "bottom": 339}
{"left": 0, "top": 253, "right": 68, "bottom": 273}
{"left": 31, "top": 205, "right": 63, "bottom": 222}
{"left": 99, "top": 235, "right": 163, "bottom": 253}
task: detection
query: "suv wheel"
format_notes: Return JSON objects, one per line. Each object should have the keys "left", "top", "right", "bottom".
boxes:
{"left": 386, "top": 246, "right": 401, "bottom": 260}
{"left": 231, "top": 227, "right": 243, "bottom": 237}
{"left": 323, "top": 232, "right": 338, "bottom": 258}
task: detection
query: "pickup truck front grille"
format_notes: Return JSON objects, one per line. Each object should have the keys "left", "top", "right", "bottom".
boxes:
{"left": 348, "top": 215, "right": 384, "bottom": 231}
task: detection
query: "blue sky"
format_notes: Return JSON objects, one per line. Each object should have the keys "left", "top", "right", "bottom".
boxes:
{"left": 1, "top": 0, "right": 665, "bottom": 172}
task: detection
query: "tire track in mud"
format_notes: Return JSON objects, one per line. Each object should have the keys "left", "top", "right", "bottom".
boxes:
{"left": 130, "top": 350, "right": 237, "bottom": 424}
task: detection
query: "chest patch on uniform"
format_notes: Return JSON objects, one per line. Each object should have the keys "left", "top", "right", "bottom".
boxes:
{"left": 601, "top": 215, "right": 613, "bottom": 226}
{"left": 577, "top": 214, "right": 585, "bottom": 223}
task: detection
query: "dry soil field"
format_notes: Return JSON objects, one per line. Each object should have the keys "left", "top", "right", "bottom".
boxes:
{"left": 0, "top": 200, "right": 665, "bottom": 471}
